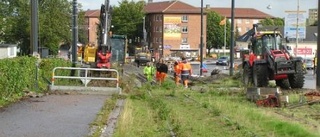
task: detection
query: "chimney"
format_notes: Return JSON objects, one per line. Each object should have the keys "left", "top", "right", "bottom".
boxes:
{"left": 206, "top": 4, "right": 210, "bottom": 10}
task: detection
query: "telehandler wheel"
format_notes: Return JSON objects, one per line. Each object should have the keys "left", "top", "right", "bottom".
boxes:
{"left": 252, "top": 64, "right": 268, "bottom": 87}
{"left": 242, "top": 63, "right": 252, "bottom": 87}
{"left": 275, "top": 79, "right": 290, "bottom": 90}
{"left": 288, "top": 62, "right": 305, "bottom": 89}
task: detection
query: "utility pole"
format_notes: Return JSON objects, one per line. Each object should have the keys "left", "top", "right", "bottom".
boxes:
{"left": 295, "top": 0, "right": 300, "bottom": 56}
{"left": 31, "top": 0, "right": 38, "bottom": 56}
{"left": 199, "top": 0, "right": 204, "bottom": 76}
{"left": 229, "top": 0, "right": 235, "bottom": 76}
{"left": 31, "top": 0, "right": 39, "bottom": 91}
{"left": 317, "top": 0, "right": 320, "bottom": 89}
{"left": 70, "top": 0, "right": 78, "bottom": 76}
{"left": 223, "top": 18, "right": 226, "bottom": 56}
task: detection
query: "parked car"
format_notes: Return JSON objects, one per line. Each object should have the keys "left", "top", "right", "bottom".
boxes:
{"left": 216, "top": 56, "right": 229, "bottom": 66}
{"left": 304, "top": 58, "right": 314, "bottom": 69}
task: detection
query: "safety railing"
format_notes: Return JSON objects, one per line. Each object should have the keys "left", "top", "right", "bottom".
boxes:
{"left": 50, "top": 67, "right": 121, "bottom": 94}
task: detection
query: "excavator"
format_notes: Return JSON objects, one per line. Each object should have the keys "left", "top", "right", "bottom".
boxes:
{"left": 239, "top": 24, "right": 305, "bottom": 89}
{"left": 80, "top": 0, "right": 127, "bottom": 69}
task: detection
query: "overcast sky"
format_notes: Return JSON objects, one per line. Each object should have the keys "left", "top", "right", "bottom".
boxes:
{"left": 77, "top": 0, "right": 318, "bottom": 18}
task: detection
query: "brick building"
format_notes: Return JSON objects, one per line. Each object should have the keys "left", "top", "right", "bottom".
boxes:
{"left": 207, "top": 6, "right": 274, "bottom": 35}
{"left": 84, "top": 1, "right": 273, "bottom": 59}
{"left": 144, "top": 1, "right": 206, "bottom": 59}
{"left": 84, "top": 10, "right": 100, "bottom": 46}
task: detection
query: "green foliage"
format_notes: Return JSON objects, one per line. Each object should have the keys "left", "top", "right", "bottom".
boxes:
{"left": 111, "top": 0, "right": 145, "bottom": 41}
{"left": 206, "top": 11, "right": 231, "bottom": 55}
{"left": 0, "top": 57, "right": 71, "bottom": 106}
{"left": 78, "top": 11, "right": 88, "bottom": 44}
{"left": 260, "top": 17, "right": 284, "bottom": 26}
{"left": 0, "top": 57, "right": 37, "bottom": 100}
{"left": 311, "top": 20, "right": 318, "bottom": 26}
{"left": 39, "top": 58, "right": 72, "bottom": 84}
{"left": 0, "top": 0, "right": 83, "bottom": 55}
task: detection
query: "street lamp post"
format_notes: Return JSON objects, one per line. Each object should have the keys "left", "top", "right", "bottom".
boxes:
{"left": 295, "top": 0, "right": 300, "bottom": 56}
{"left": 230, "top": 0, "right": 235, "bottom": 76}
{"left": 200, "top": 0, "right": 204, "bottom": 76}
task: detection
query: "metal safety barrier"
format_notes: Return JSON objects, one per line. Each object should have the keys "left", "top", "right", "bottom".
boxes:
{"left": 49, "top": 67, "right": 121, "bottom": 95}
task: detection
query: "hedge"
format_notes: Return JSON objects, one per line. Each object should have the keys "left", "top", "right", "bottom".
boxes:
{"left": 0, "top": 56, "right": 71, "bottom": 105}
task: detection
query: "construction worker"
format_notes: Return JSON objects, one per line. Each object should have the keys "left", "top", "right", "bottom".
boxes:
{"left": 173, "top": 60, "right": 181, "bottom": 86}
{"left": 155, "top": 58, "right": 168, "bottom": 85}
{"left": 179, "top": 57, "right": 192, "bottom": 88}
{"left": 143, "top": 62, "right": 155, "bottom": 82}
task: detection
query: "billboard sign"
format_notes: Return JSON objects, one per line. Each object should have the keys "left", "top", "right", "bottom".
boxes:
{"left": 284, "top": 11, "right": 306, "bottom": 39}
{"left": 164, "top": 16, "right": 181, "bottom": 40}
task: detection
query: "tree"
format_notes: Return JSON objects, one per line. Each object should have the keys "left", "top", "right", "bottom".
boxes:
{"left": 78, "top": 10, "right": 88, "bottom": 44}
{"left": 111, "top": 0, "right": 145, "bottom": 43}
{"left": 0, "top": 0, "right": 77, "bottom": 55}
{"left": 206, "top": 11, "right": 231, "bottom": 55}
{"left": 311, "top": 20, "right": 318, "bottom": 26}
{"left": 38, "top": 0, "right": 72, "bottom": 54}
{"left": 260, "top": 17, "right": 284, "bottom": 26}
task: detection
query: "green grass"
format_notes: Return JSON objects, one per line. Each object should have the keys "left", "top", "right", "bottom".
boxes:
{"left": 112, "top": 78, "right": 320, "bottom": 137}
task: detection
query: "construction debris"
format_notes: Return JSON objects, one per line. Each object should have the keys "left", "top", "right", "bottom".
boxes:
{"left": 246, "top": 87, "right": 288, "bottom": 107}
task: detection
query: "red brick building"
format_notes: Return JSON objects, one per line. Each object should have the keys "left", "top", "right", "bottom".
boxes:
{"left": 144, "top": 1, "right": 206, "bottom": 59}
{"left": 207, "top": 7, "right": 274, "bottom": 35}
{"left": 84, "top": 1, "right": 274, "bottom": 59}
{"left": 84, "top": 10, "right": 100, "bottom": 46}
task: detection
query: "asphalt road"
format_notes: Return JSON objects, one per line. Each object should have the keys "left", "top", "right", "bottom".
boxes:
{"left": 0, "top": 94, "right": 108, "bottom": 137}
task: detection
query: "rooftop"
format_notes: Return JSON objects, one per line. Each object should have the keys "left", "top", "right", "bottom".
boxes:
{"left": 144, "top": 1, "right": 201, "bottom": 14}
{"left": 208, "top": 7, "right": 274, "bottom": 19}
{"left": 85, "top": 1, "right": 273, "bottom": 19}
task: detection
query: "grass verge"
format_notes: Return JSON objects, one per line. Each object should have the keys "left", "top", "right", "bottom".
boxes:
{"left": 113, "top": 76, "right": 320, "bottom": 137}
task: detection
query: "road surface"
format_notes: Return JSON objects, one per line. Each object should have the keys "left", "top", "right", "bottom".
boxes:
{"left": 0, "top": 94, "right": 108, "bottom": 137}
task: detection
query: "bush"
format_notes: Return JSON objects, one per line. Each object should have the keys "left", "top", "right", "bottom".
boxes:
{"left": 0, "top": 56, "right": 71, "bottom": 106}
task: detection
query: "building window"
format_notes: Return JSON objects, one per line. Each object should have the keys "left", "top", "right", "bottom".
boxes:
{"left": 155, "top": 37, "right": 161, "bottom": 43}
{"left": 182, "top": 15, "right": 188, "bottom": 22}
{"left": 181, "top": 38, "right": 188, "bottom": 44}
{"left": 155, "top": 15, "right": 162, "bottom": 21}
{"left": 181, "top": 26, "right": 188, "bottom": 33}
{"left": 155, "top": 26, "right": 160, "bottom": 32}
{"left": 237, "top": 27, "right": 242, "bottom": 33}
{"left": 237, "top": 19, "right": 242, "bottom": 24}
{"left": 253, "top": 19, "right": 259, "bottom": 24}
{"left": 245, "top": 19, "right": 250, "bottom": 24}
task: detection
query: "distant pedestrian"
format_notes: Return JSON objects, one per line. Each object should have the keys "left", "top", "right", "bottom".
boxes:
{"left": 143, "top": 62, "right": 155, "bottom": 82}
{"left": 179, "top": 57, "right": 192, "bottom": 88}
{"left": 156, "top": 58, "right": 168, "bottom": 85}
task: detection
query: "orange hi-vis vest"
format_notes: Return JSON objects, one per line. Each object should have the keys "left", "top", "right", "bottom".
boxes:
{"left": 180, "top": 62, "right": 191, "bottom": 76}
{"left": 174, "top": 64, "right": 181, "bottom": 75}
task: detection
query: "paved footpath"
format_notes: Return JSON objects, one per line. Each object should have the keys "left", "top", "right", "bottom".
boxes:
{"left": 0, "top": 94, "right": 108, "bottom": 137}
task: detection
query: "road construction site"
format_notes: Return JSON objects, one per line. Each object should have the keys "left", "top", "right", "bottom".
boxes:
{"left": 0, "top": 61, "right": 320, "bottom": 137}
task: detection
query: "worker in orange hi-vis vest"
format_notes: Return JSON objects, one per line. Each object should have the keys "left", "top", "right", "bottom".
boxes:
{"left": 179, "top": 57, "right": 192, "bottom": 88}
{"left": 173, "top": 60, "right": 181, "bottom": 85}
{"left": 155, "top": 58, "right": 168, "bottom": 85}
